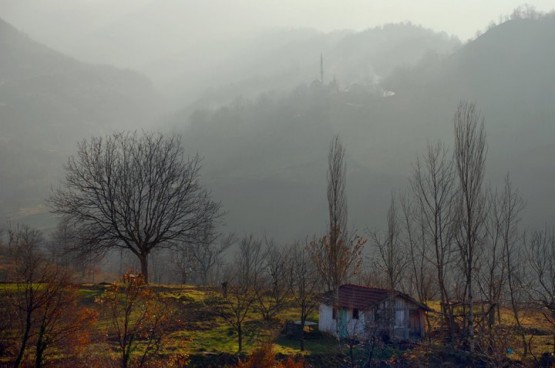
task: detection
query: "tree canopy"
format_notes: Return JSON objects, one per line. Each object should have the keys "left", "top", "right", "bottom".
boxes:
{"left": 49, "top": 131, "right": 220, "bottom": 282}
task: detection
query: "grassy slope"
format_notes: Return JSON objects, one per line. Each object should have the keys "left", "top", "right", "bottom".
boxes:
{"left": 1, "top": 283, "right": 553, "bottom": 366}
{"left": 71, "top": 283, "right": 335, "bottom": 358}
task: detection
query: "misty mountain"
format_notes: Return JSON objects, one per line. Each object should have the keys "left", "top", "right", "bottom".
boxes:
{"left": 159, "top": 23, "right": 460, "bottom": 110}
{"left": 0, "top": 17, "right": 161, "bottom": 226}
{"left": 2, "top": 11, "right": 554, "bottom": 241}
{"left": 382, "top": 14, "right": 555, "bottom": 221}
{"left": 0, "top": 1, "right": 461, "bottom": 108}
{"left": 173, "top": 15, "right": 555, "bottom": 241}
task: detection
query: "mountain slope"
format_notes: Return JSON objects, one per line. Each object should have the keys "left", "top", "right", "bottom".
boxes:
{"left": 174, "top": 15, "right": 555, "bottom": 240}
{"left": 0, "top": 17, "right": 161, "bottom": 225}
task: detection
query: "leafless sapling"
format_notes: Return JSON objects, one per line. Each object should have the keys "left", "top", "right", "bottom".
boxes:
{"left": 526, "top": 227, "right": 555, "bottom": 355}
{"left": 289, "top": 242, "right": 321, "bottom": 351}
{"left": 255, "top": 238, "right": 292, "bottom": 322}
{"left": 220, "top": 235, "right": 263, "bottom": 352}
{"left": 370, "top": 195, "right": 407, "bottom": 291}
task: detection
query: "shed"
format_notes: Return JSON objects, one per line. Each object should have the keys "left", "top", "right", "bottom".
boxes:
{"left": 318, "top": 284, "right": 430, "bottom": 340}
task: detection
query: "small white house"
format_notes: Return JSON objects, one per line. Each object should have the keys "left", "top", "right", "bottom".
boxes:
{"left": 318, "top": 284, "right": 429, "bottom": 340}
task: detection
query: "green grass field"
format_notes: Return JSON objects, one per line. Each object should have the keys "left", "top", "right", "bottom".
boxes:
{"left": 1, "top": 282, "right": 553, "bottom": 367}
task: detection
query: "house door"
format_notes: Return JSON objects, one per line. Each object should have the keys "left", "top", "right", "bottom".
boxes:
{"left": 409, "top": 310, "right": 422, "bottom": 338}
{"left": 338, "top": 309, "right": 348, "bottom": 338}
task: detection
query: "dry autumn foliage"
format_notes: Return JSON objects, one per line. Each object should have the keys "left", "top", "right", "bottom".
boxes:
{"left": 237, "top": 343, "right": 305, "bottom": 368}
{"left": 97, "top": 273, "right": 179, "bottom": 368}
{"left": 4, "top": 225, "right": 98, "bottom": 368}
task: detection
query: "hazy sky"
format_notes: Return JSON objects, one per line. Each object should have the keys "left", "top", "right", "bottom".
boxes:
{"left": 225, "top": 0, "right": 555, "bottom": 39}
{"left": 1, "top": 0, "right": 554, "bottom": 43}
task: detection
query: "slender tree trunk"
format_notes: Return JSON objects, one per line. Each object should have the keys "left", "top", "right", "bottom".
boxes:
{"left": 35, "top": 323, "right": 47, "bottom": 368}
{"left": 425, "top": 312, "right": 432, "bottom": 343}
{"left": 122, "top": 350, "right": 128, "bottom": 368}
{"left": 507, "top": 264, "right": 527, "bottom": 356}
{"left": 139, "top": 253, "right": 149, "bottom": 283}
{"left": 454, "top": 101, "right": 486, "bottom": 354}
{"left": 300, "top": 317, "right": 306, "bottom": 352}
{"left": 439, "top": 278, "right": 455, "bottom": 343}
{"left": 122, "top": 340, "right": 132, "bottom": 368}
{"left": 35, "top": 343, "right": 45, "bottom": 368}
{"left": 14, "top": 312, "right": 32, "bottom": 368}
{"left": 237, "top": 323, "right": 243, "bottom": 352}
{"left": 467, "top": 257, "right": 474, "bottom": 353}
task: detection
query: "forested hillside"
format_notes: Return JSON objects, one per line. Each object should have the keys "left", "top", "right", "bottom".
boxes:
{"left": 174, "top": 14, "right": 555, "bottom": 241}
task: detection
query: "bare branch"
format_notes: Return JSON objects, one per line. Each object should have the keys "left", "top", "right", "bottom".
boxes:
{"left": 49, "top": 131, "right": 221, "bottom": 282}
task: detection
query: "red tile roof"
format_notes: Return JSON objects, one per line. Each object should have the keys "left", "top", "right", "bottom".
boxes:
{"left": 322, "top": 284, "right": 430, "bottom": 311}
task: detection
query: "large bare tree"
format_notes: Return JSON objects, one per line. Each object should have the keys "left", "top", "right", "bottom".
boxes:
{"left": 453, "top": 101, "right": 487, "bottom": 353}
{"left": 327, "top": 134, "right": 348, "bottom": 257}
{"left": 49, "top": 132, "right": 220, "bottom": 282}
{"left": 309, "top": 135, "right": 364, "bottom": 292}
{"left": 409, "top": 141, "right": 458, "bottom": 341}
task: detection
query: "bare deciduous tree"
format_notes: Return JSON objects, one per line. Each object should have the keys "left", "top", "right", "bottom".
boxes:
{"left": 481, "top": 176, "right": 524, "bottom": 320}
{"left": 496, "top": 176, "right": 526, "bottom": 354}
{"left": 255, "top": 238, "right": 291, "bottom": 321}
{"left": 6, "top": 225, "right": 97, "bottom": 368}
{"left": 399, "top": 194, "right": 436, "bottom": 333}
{"left": 47, "top": 219, "right": 102, "bottom": 283}
{"left": 8, "top": 225, "right": 47, "bottom": 367}
{"left": 370, "top": 195, "right": 407, "bottom": 291}
{"left": 98, "top": 273, "right": 176, "bottom": 368}
{"left": 453, "top": 101, "right": 487, "bottom": 353}
{"left": 289, "top": 242, "right": 321, "bottom": 352}
{"left": 328, "top": 135, "right": 348, "bottom": 259}
{"left": 190, "top": 231, "right": 235, "bottom": 286}
{"left": 220, "top": 235, "right": 263, "bottom": 352}
{"left": 49, "top": 131, "right": 221, "bottom": 282}
{"left": 171, "top": 246, "right": 195, "bottom": 284}
{"left": 526, "top": 227, "right": 555, "bottom": 355}
{"left": 410, "top": 141, "right": 458, "bottom": 341}
{"left": 309, "top": 135, "right": 365, "bottom": 292}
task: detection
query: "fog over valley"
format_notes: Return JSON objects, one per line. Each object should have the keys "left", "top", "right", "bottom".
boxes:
{"left": 1, "top": 2, "right": 555, "bottom": 241}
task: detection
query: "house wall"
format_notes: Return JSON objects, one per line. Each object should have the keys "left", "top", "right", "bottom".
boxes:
{"left": 392, "top": 296, "right": 410, "bottom": 339}
{"left": 348, "top": 309, "right": 368, "bottom": 337}
{"left": 377, "top": 296, "right": 424, "bottom": 340}
{"left": 318, "top": 304, "right": 336, "bottom": 334}
{"left": 319, "top": 296, "right": 425, "bottom": 340}
{"left": 318, "top": 304, "right": 369, "bottom": 338}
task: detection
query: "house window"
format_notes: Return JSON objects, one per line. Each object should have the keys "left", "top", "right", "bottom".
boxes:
{"left": 332, "top": 308, "right": 336, "bottom": 320}
{"left": 353, "top": 308, "right": 359, "bottom": 319}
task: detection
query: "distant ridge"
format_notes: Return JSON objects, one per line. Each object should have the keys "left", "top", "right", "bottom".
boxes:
{"left": 169, "top": 15, "right": 555, "bottom": 240}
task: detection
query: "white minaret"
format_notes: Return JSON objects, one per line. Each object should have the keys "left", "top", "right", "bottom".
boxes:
{"left": 320, "top": 53, "right": 324, "bottom": 84}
